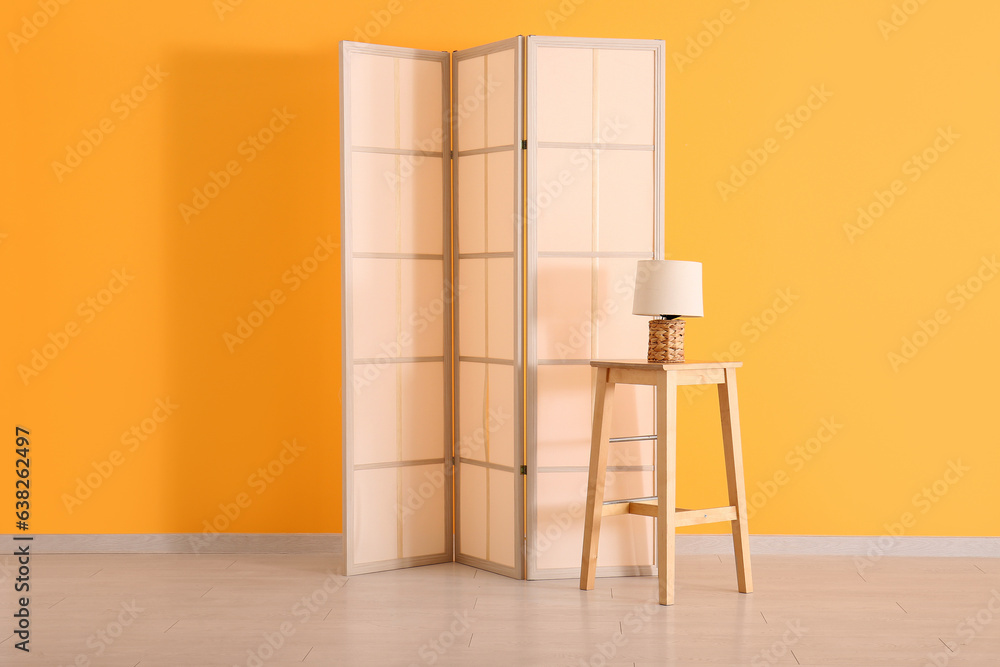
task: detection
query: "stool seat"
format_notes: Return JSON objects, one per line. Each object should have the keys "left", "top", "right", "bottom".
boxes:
{"left": 580, "top": 360, "right": 753, "bottom": 605}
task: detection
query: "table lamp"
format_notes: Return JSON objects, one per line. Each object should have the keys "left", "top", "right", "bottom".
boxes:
{"left": 632, "top": 259, "right": 704, "bottom": 363}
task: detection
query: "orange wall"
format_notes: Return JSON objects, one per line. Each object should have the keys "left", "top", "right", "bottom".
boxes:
{"left": 3, "top": 0, "right": 997, "bottom": 537}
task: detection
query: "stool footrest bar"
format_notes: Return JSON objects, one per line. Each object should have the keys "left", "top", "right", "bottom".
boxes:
{"left": 608, "top": 435, "right": 658, "bottom": 443}
{"left": 602, "top": 496, "right": 657, "bottom": 505}
{"left": 675, "top": 506, "right": 738, "bottom": 527}
{"left": 601, "top": 502, "right": 738, "bottom": 526}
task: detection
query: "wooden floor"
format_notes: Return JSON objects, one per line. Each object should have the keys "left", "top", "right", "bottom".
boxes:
{"left": 2, "top": 553, "right": 999, "bottom": 665}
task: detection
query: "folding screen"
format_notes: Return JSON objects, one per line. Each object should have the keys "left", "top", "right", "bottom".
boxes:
{"left": 340, "top": 42, "right": 453, "bottom": 575}
{"left": 525, "top": 36, "right": 665, "bottom": 580}
{"left": 341, "top": 36, "right": 664, "bottom": 580}
{"left": 453, "top": 37, "right": 525, "bottom": 579}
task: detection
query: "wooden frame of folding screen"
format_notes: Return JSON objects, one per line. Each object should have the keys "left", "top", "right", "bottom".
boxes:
{"left": 525, "top": 36, "right": 666, "bottom": 580}
{"left": 452, "top": 37, "right": 525, "bottom": 580}
{"left": 340, "top": 42, "right": 453, "bottom": 576}
{"left": 341, "top": 35, "right": 664, "bottom": 581}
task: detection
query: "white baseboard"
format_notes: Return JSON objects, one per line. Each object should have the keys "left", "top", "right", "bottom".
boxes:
{"left": 7, "top": 534, "right": 998, "bottom": 558}
{"left": 675, "top": 534, "right": 1000, "bottom": 558}
{"left": 524, "top": 536, "right": 1000, "bottom": 580}
{"left": 11, "top": 533, "right": 342, "bottom": 554}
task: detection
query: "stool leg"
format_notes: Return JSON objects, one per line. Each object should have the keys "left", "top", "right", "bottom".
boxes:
{"left": 656, "top": 372, "right": 677, "bottom": 605}
{"left": 718, "top": 367, "right": 753, "bottom": 594}
{"left": 580, "top": 368, "right": 616, "bottom": 591}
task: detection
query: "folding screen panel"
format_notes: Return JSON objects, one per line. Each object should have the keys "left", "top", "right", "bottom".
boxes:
{"left": 453, "top": 37, "right": 526, "bottom": 579}
{"left": 525, "top": 36, "right": 665, "bottom": 579}
{"left": 340, "top": 42, "right": 453, "bottom": 575}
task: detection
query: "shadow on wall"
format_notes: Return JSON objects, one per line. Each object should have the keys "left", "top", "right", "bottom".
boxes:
{"left": 162, "top": 50, "right": 341, "bottom": 536}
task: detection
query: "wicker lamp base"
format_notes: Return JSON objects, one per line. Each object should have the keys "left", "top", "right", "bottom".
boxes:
{"left": 647, "top": 318, "right": 685, "bottom": 363}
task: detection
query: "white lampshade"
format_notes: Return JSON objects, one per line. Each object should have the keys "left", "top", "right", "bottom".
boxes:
{"left": 632, "top": 260, "right": 704, "bottom": 317}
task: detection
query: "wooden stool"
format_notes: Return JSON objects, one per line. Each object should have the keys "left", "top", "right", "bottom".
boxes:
{"left": 580, "top": 360, "right": 753, "bottom": 605}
